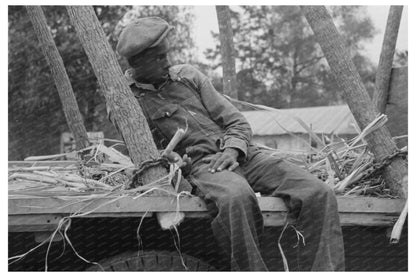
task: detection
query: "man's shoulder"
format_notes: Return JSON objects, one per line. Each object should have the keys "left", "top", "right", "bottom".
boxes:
{"left": 169, "top": 64, "right": 200, "bottom": 81}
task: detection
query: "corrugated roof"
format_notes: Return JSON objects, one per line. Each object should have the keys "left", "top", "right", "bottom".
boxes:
{"left": 242, "top": 105, "right": 359, "bottom": 136}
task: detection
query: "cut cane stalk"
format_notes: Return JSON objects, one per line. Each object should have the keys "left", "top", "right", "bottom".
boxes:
{"left": 59, "top": 175, "right": 113, "bottom": 190}
{"left": 158, "top": 128, "right": 187, "bottom": 229}
{"left": 9, "top": 173, "right": 58, "bottom": 184}
{"left": 390, "top": 199, "right": 408, "bottom": 244}
{"left": 9, "top": 166, "right": 77, "bottom": 172}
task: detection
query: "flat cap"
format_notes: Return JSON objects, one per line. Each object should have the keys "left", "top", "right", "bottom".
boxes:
{"left": 117, "top": 17, "right": 173, "bottom": 58}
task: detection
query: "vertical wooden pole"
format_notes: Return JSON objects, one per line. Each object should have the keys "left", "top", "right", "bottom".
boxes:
{"left": 300, "top": 6, "right": 407, "bottom": 197}
{"left": 372, "top": 6, "right": 403, "bottom": 114}
{"left": 65, "top": 6, "right": 164, "bottom": 182}
{"left": 26, "top": 6, "right": 89, "bottom": 150}
{"left": 216, "top": 5, "right": 238, "bottom": 99}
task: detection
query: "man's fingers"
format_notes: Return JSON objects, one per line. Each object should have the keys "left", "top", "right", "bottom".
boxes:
{"left": 216, "top": 159, "right": 233, "bottom": 172}
{"left": 182, "top": 154, "right": 191, "bottom": 166}
{"left": 203, "top": 153, "right": 238, "bottom": 173}
{"left": 205, "top": 153, "right": 220, "bottom": 172}
{"left": 201, "top": 157, "right": 212, "bottom": 163}
{"left": 212, "top": 155, "right": 227, "bottom": 171}
{"left": 162, "top": 151, "right": 180, "bottom": 163}
{"left": 228, "top": 161, "right": 239, "bottom": 171}
{"left": 209, "top": 158, "right": 218, "bottom": 172}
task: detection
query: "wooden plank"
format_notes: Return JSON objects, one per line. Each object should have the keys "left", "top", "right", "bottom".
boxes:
{"left": 262, "top": 212, "right": 287, "bottom": 226}
{"left": 8, "top": 214, "right": 63, "bottom": 232}
{"left": 8, "top": 212, "right": 153, "bottom": 233}
{"left": 8, "top": 196, "right": 405, "bottom": 232}
{"left": 8, "top": 196, "right": 207, "bottom": 215}
{"left": 263, "top": 212, "right": 398, "bottom": 227}
{"left": 34, "top": 231, "right": 63, "bottom": 243}
{"left": 9, "top": 210, "right": 399, "bottom": 232}
{"left": 8, "top": 160, "right": 78, "bottom": 168}
{"left": 336, "top": 196, "right": 405, "bottom": 213}
{"left": 256, "top": 196, "right": 404, "bottom": 214}
{"left": 339, "top": 213, "right": 398, "bottom": 226}
{"left": 9, "top": 196, "right": 405, "bottom": 215}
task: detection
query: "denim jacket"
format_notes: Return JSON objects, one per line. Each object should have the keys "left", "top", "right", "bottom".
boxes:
{"left": 125, "top": 64, "right": 253, "bottom": 164}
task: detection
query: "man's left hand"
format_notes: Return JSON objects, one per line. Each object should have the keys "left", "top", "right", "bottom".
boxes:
{"left": 202, "top": 148, "right": 240, "bottom": 173}
{"left": 161, "top": 151, "right": 192, "bottom": 174}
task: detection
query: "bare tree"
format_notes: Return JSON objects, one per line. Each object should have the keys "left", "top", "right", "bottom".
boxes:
{"left": 26, "top": 6, "right": 89, "bottom": 150}
{"left": 65, "top": 6, "right": 165, "bottom": 185}
{"left": 301, "top": 6, "right": 407, "bottom": 198}
{"left": 216, "top": 5, "right": 238, "bottom": 99}
{"left": 65, "top": 6, "right": 185, "bottom": 228}
{"left": 372, "top": 6, "right": 403, "bottom": 113}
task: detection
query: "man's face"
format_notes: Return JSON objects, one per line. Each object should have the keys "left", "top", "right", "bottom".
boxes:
{"left": 128, "top": 40, "right": 171, "bottom": 84}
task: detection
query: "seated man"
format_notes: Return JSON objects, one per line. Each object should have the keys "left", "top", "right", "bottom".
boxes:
{"left": 116, "top": 17, "right": 345, "bottom": 271}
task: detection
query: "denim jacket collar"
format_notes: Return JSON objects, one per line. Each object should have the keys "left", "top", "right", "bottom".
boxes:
{"left": 124, "top": 68, "right": 172, "bottom": 92}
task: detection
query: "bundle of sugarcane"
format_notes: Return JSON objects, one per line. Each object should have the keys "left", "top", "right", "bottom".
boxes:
{"left": 259, "top": 114, "right": 407, "bottom": 198}
{"left": 304, "top": 114, "right": 407, "bottom": 198}
{"left": 230, "top": 96, "right": 408, "bottom": 198}
{"left": 8, "top": 142, "right": 173, "bottom": 198}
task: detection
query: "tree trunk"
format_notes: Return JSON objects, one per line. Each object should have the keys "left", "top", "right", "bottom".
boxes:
{"left": 65, "top": 6, "right": 165, "bottom": 185}
{"left": 216, "top": 5, "right": 238, "bottom": 99}
{"left": 372, "top": 6, "right": 403, "bottom": 114}
{"left": 300, "top": 6, "right": 407, "bottom": 198}
{"left": 26, "top": 6, "right": 89, "bottom": 150}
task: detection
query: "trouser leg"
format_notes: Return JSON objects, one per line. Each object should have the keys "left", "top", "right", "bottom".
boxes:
{"left": 189, "top": 162, "right": 267, "bottom": 271}
{"left": 242, "top": 148, "right": 345, "bottom": 271}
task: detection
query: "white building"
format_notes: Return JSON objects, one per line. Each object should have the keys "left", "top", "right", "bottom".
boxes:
{"left": 242, "top": 105, "right": 359, "bottom": 153}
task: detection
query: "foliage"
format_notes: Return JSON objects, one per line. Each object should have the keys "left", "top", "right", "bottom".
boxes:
{"left": 393, "top": 50, "right": 408, "bottom": 67}
{"left": 8, "top": 5, "right": 195, "bottom": 160}
{"left": 205, "top": 6, "right": 377, "bottom": 108}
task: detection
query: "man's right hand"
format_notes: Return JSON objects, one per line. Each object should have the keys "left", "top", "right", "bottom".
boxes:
{"left": 202, "top": 148, "right": 240, "bottom": 173}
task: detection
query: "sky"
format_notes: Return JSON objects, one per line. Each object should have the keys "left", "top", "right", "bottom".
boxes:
{"left": 193, "top": 5, "right": 408, "bottom": 64}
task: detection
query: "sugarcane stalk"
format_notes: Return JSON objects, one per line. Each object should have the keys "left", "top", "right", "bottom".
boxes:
{"left": 59, "top": 175, "right": 113, "bottom": 189}
{"left": 327, "top": 151, "right": 343, "bottom": 179}
{"left": 9, "top": 173, "right": 58, "bottom": 184}
{"left": 9, "top": 166, "right": 76, "bottom": 172}
{"left": 390, "top": 199, "right": 408, "bottom": 244}
{"left": 161, "top": 128, "right": 186, "bottom": 157}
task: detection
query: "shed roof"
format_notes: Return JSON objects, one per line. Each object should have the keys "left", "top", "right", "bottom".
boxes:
{"left": 242, "top": 105, "right": 359, "bottom": 136}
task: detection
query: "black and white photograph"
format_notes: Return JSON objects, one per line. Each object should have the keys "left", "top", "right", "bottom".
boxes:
{"left": 7, "top": 2, "right": 409, "bottom": 272}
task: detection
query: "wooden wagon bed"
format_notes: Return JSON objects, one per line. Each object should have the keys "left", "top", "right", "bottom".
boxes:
{"left": 9, "top": 194, "right": 405, "bottom": 233}
{"left": 9, "top": 160, "right": 405, "bottom": 233}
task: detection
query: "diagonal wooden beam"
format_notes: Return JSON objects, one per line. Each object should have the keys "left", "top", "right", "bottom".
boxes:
{"left": 300, "top": 6, "right": 407, "bottom": 198}
{"left": 216, "top": 5, "right": 238, "bottom": 99}
{"left": 372, "top": 6, "right": 404, "bottom": 114}
{"left": 26, "top": 6, "right": 89, "bottom": 150}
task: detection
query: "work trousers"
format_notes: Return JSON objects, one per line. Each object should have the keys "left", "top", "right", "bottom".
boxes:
{"left": 188, "top": 145, "right": 345, "bottom": 271}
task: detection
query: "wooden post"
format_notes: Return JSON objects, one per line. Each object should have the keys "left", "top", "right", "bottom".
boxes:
{"left": 300, "top": 6, "right": 407, "bottom": 198}
{"left": 66, "top": 6, "right": 184, "bottom": 228}
{"left": 26, "top": 6, "right": 89, "bottom": 150}
{"left": 372, "top": 6, "right": 403, "bottom": 114}
{"left": 65, "top": 6, "right": 165, "bottom": 183}
{"left": 216, "top": 5, "right": 238, "bottom": 99}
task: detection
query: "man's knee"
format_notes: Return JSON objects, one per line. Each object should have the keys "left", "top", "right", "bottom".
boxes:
{"left": 217, "top": 180, "right": 257, "bottom": 207}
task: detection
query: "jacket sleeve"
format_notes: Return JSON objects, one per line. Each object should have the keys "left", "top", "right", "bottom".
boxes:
{"left": 172, "top": 64, "right": 253, "bottom": 160}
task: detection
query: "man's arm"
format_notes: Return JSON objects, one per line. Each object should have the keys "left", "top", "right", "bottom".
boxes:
{"left": 172, "top": 65, "right": 253, "bottom": 172}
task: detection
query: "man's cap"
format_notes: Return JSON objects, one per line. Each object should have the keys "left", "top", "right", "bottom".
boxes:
{"left": 117, "top": 17, "right": 173, "bottom": 58}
